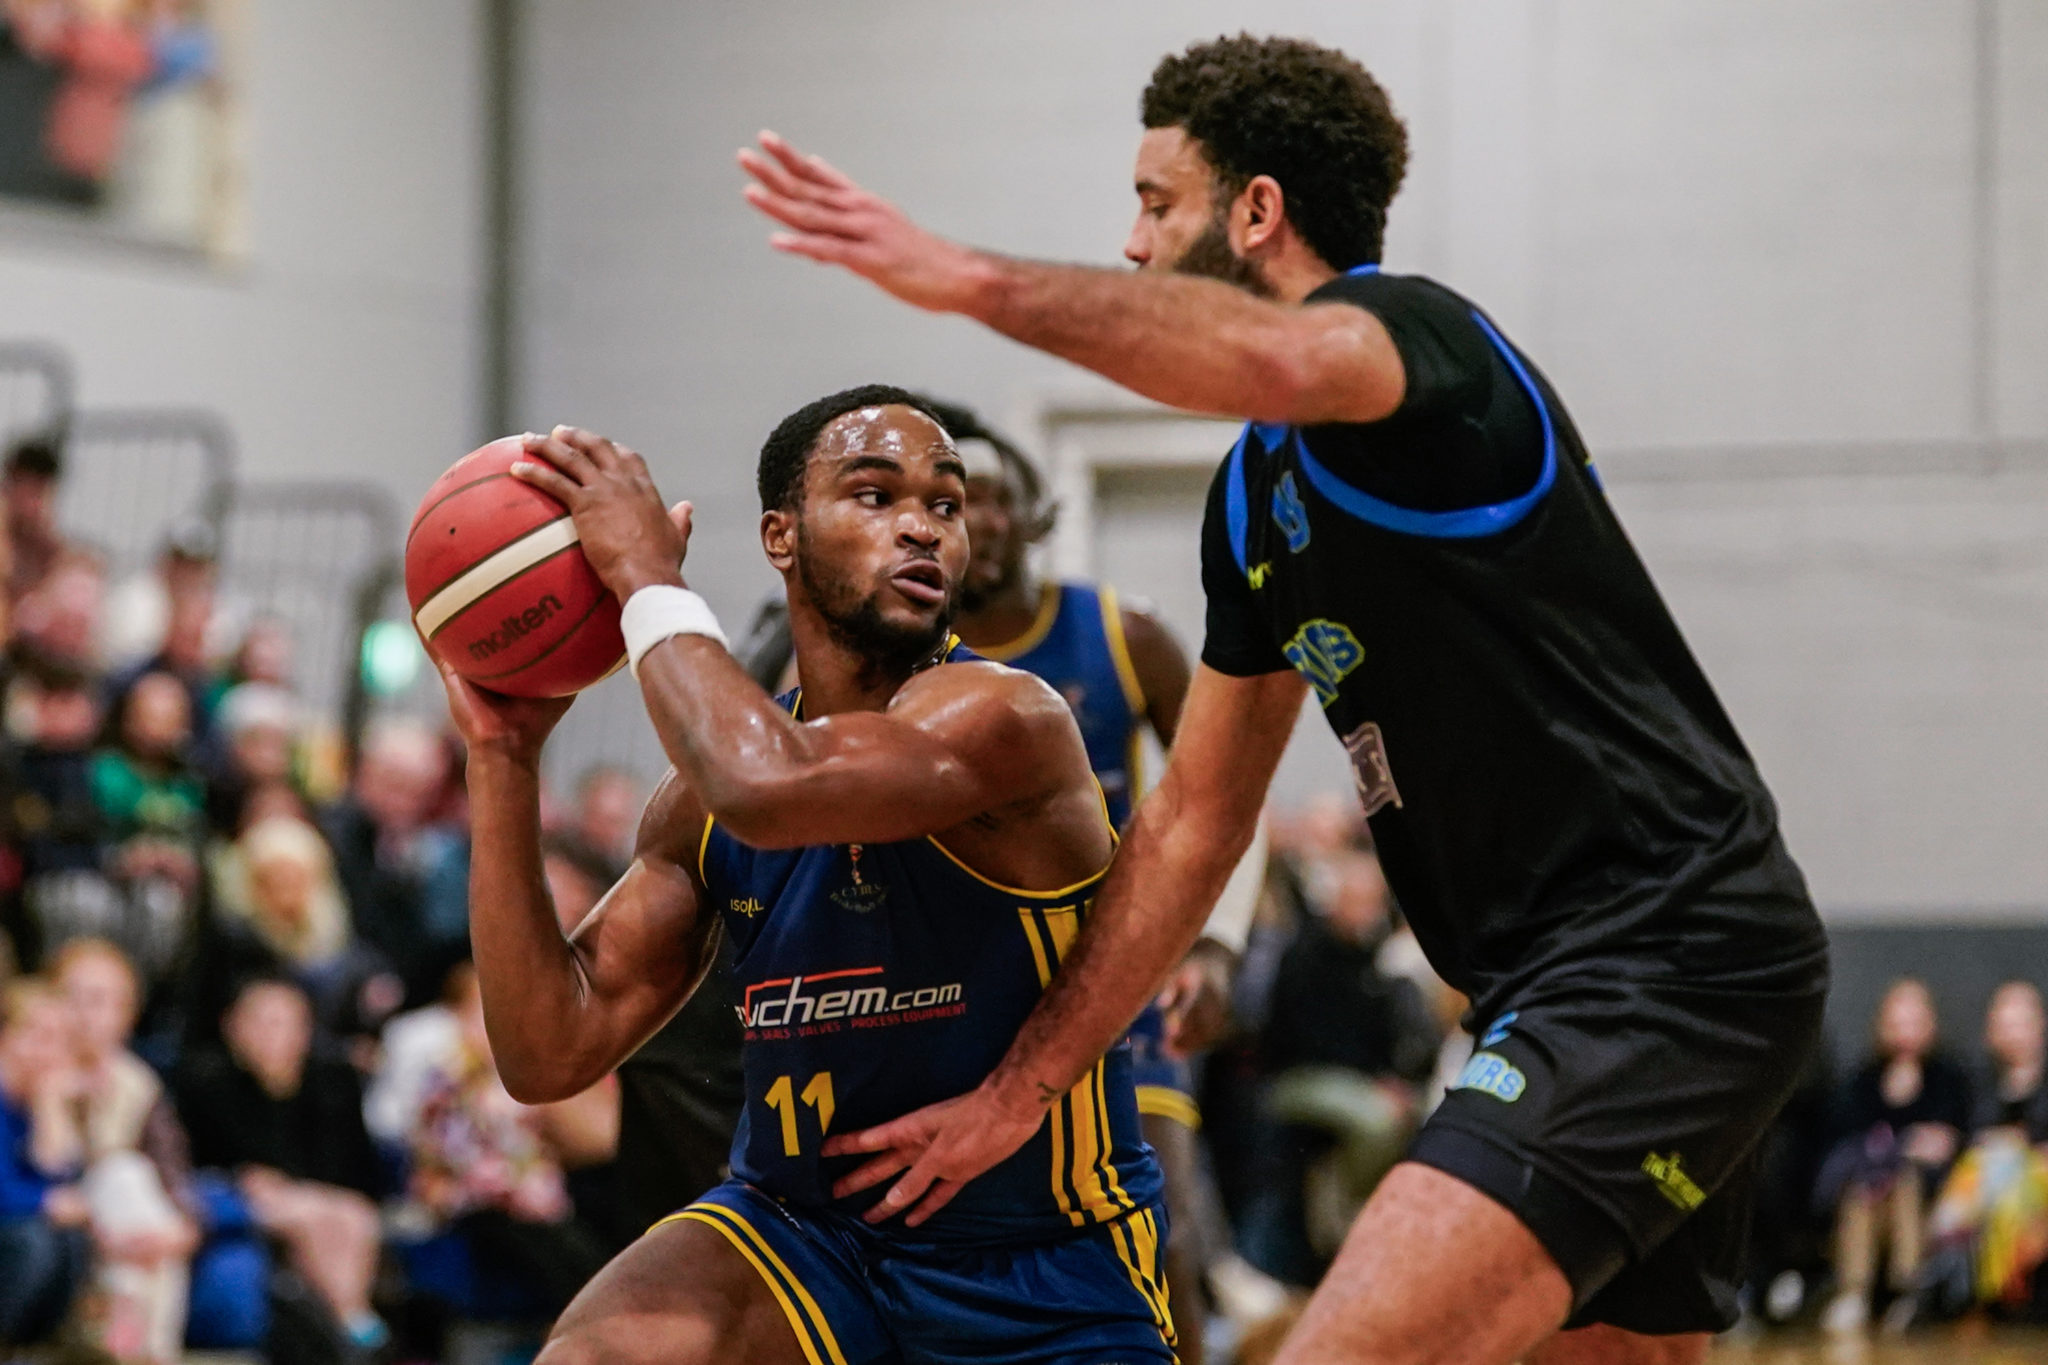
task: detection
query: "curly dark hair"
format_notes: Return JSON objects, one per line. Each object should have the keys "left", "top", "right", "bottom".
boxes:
{"left": 757, "top": 383, "right": 944, "bottom": 512}
{"left": 1142, "top": 34, "right": 1408, "bottom": 270}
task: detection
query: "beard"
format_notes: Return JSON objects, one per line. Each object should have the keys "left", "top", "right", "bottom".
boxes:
{"left": 796, "top": 532, "right": 955, "bottom": 681}
{"left": 1172, "top": 207, "right": 1274, "bottom": 298}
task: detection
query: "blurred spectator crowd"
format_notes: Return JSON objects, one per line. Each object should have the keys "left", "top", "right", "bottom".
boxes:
{"left": 0, "top": 435, "right": 644, "bottom": 1363}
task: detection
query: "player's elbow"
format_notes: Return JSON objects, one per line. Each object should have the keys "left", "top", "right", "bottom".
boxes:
{"left": 498, "top": 1054, "right": 592, "bottom": 1107}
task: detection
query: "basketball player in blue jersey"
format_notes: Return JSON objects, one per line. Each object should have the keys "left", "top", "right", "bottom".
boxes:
{"left": 436, "top": 387, "right": 1175, "bottom": 1365}
{"left": 743, "top": 33, "right": 1829, "bottom": 1365}
{"left": 929, "top": 397, "right": 1244, "bottom": 1365}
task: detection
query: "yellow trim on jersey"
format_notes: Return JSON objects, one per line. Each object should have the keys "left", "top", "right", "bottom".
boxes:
{"left": 1136, "top": 1085, "right": 1203, "bottom": 1131}
{"left": 1016, "top": 907, "right": 1081, "bottom": 1224}
{"left": 1015, "top": 904, "right": 1133, "bottom": 1225}
{"left": 925, "top": 835, "right": 1110, "bottom": 900}
{"left": 1088, "top": 1055, "right": 1137, "bottom": 1217}
{"left": 1096, "top": 585, "right": 1149, "bottom": 717}
{"left": 974, "top": 583, "right": 1061, "bottom": 662}
{"left": 696, "top": 813, "right": 717, "bottom": 884}
{"left": 1123, "top": 731, "right": 1146, "bottom": 816}
{"left": 656, "top": 1204, "right": 849, "bottom": 1365}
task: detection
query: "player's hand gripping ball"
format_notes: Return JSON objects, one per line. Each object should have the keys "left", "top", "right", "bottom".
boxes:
{"left": 406, "top": 436, "right": 627, "bottom": 697}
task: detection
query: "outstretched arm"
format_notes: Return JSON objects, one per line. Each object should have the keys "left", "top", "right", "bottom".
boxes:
{"left": 446, "top": 665, "right": 715, "bottom": 1104}
{"left": 513, "top": 427, "right": 1081, "bottom": 850}
{"left": 738, "top": 132, "right": 1404, "bottom": 425}
{"left": 824, "top": 664, "right": 1306, "bottom": 1224}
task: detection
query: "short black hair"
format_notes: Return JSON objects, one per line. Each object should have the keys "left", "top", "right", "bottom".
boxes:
{"left": 1142, "top": 34, "right": 1409, "bottom": 270}
{"left": 3, "top": 436, "right": 62, "bottom": 481}
{"left": 912, "top": 396, "right": 1057, "bottom": 543}
{"left": 757, "top": 384, "right": 945, "bottom": 513}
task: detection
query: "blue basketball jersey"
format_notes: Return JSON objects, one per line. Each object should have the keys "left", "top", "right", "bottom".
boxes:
{"left": 978, "top": 583, "right": 1147, "bottom": 828}
{"left": 697, "top": 642, "right": 1162, "bottom": 1246}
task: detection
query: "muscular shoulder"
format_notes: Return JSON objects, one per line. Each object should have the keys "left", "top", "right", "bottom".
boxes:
{"left": 891, "top": 658, "right": 1090, "bottom": 791}
{"left": 890, "top": 657, "right": 1076, "bottom": 739}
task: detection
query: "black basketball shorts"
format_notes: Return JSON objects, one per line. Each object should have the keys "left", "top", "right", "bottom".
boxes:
{"left": 1407, "top": 966, "right": 1827, "bottom": 1335}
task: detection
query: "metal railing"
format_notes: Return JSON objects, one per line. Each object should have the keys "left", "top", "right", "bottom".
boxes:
{"left": 217, "top": 480, "right": 400, "bottom": 737}
{"left": 58, "top": 408, "right": 234, "bottom": 576}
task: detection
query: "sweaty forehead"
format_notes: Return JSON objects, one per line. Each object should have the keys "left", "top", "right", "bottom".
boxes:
{"left": 816, "top": 405, "right": 954, "bottom": 469}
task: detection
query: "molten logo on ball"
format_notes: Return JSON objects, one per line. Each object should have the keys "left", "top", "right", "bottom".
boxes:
{"left": 467, "top": 593, "right": 567, "bottom": 662}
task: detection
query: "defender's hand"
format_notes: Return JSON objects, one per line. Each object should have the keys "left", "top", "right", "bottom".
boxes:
{"left": 432, "top": 652, "right": 572, "bottom": 765}
{"left": 821, "top": 1081, "right": 1047, "bottom": 1228}
{"left": 1156, "top": 937, "right": 1237, "bottom": 1058}
{"left": 512, "top": 426, "right": 693, "bottom": 601}
{"left": 738, "top": 130, "right": 992, "bottom": 314}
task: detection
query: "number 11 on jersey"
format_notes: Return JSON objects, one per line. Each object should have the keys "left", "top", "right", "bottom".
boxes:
{"left": 764, "top": 1071, "right": 836, "bottom": 1156}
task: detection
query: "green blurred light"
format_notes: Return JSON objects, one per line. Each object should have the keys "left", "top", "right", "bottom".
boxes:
{"left": 360, "top": 620, "right": 424, "bottom": 695}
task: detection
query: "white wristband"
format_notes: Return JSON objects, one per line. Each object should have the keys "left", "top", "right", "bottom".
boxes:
{"left": 621, "top": 585, "right": 729, "bottom": 678}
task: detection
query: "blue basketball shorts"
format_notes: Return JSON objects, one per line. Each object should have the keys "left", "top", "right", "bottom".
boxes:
{"left": 660, "top": 1180, "right": 1177, "bottom": 1365}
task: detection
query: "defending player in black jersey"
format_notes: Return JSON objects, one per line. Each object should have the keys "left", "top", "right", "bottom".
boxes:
{"left": 740, "top": 34, "right": 1829, "bottom": 1365}
{"left": 441, "top": 393, "right": 1174, "bottom": 1365}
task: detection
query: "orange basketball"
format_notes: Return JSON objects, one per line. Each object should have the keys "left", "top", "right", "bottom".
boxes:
{"left": 405, "top": 436, "right": 626, "bottom": 697}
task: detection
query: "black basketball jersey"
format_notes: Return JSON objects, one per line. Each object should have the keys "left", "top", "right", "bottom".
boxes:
{"left": 1201, "top": 266, "right": 1827, "bottom": 1019}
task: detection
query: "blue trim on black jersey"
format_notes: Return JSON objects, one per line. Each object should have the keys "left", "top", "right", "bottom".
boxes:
{"left": 1224, "top": 426, "right": 1252, "bottom": 576}
{"left": 1227, "top": 273, "right": 1559, "bottom": 559}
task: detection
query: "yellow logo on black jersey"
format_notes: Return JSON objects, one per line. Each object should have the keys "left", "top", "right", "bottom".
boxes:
{"left": 730, "top": 897, "right": 764, "bottom": 919}
{"left": 1246, "top": 562, "right": 1272, "bottom": 589}
{"left": 1642, "top": 1151, "right": 1706, "bottom": 1211}
{"left": 1283, "top": 619, "right": 1363, "bottom": 707}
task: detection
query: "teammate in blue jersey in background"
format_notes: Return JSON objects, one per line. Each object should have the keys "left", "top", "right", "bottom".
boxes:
{"left": 437, "top": 389, "right": 1175, "bottom": 1365}
{"left": 928, "top": 396, "right": 1249, "bottom": 1365}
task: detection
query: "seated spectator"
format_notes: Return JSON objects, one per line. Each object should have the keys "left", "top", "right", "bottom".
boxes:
{"left": 104, "top": 522, "right": 221, "bottom": 699}
{"left": 0, "top": 977, "right": 90, "bottom": 1348}
{"left": 54, "top": 938, "right": 196, "bottom": 1364}
{"left": 221, "top": 616, "right": 294, "bottom": 694}
{"left": 1820, "top": 977, "right": 1973, "bottom": 1334}
{"left": 1914, "top": 981, "right": 2048, "bottom": 1322}
{"left": 2, "top": 437, "right": 71, "bottom": 606}
{"left": 90, "top": 669, "right": 204, "bottom": 1022}
{"left": 10, "top": 547, "right": 107, "bottom": 678}
{"left": 9, "top": 661, "right": 112, "bottom": 965}
{"left": 407, "top": 964, "right": 612, "bottom": 1318}
{"left": 204, "top": 681, "right": 301, "bottom": 836}
{"left": 173, "top": 974, "right": 386, "bottom": 1352}
{"left": 205, "top": 815, "right": 384, "bottom": 1038}
{"left": 321, "top": 717, "right": 468, "bottom": 1007}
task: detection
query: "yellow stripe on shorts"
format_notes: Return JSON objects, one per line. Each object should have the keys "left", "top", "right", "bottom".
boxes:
{"left": 652, "top": 1204, "right": 848, "bottom": 1365}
